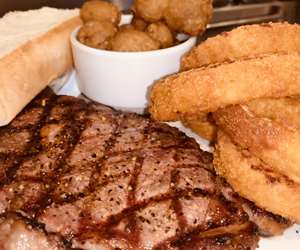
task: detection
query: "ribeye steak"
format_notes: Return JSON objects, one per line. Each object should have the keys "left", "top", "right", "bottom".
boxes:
{"left": 0, "top": 89, "right": 290, "bottom": 249}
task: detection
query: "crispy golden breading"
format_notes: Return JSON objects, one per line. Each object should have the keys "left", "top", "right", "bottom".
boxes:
{"left": 111, "top": 29, "right": 160, "bottom": 52}
{"left": 150, "top": 53, "right": 300, "bottom": 121}
{"left": 132, "top": 0, "right": 212, "bottom": 36}
{"left": 182, "top": 113, "right": 216, "bottom": 141}
{"left": 131, "top": 17, "right": 148, "bottom": 31}
{"left": 246, "top": 97, "right": 300, "bottom": 126}
{"left": 182, "top": 97, "right": 300, "bottom": 142}
{"left": 214, "top": 98, "right": 300, "bottom": 184}
{"left": 178, "top": 23, "right": 300, "bottom": 140}
{"left": 80, "top": 0, "right": 121, "bottom": 25}
{"left": 132, "top": 0, "right": 169, "bottom": 22}
{"left": 146, "top": 22, "right": 174, "bottom": 48}
{"left": 77, "top": 20, "right": 117, "bottom": 49}
{"left": 214, "top": 131, "right": 300, "bottom": 223}
{"left": 118, "top": 23, "right": 136, "bottom": 31}
{"left": 181, "top": 22, "right": 300, "bottom": 71}
{"left": 164, "top": 0, "right": 213, "bottom": 36}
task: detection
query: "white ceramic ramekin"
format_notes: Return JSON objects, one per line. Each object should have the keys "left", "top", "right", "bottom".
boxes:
{"left": 71, "top": 15, "right": 197, "bottom": 113}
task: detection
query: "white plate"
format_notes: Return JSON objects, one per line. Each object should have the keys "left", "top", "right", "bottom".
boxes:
{"left": 52, "top": 72, "right": 300, "bottom": 250}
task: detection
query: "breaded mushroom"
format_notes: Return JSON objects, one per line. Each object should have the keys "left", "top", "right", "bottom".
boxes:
{"left": 146, "top": 22, "right": 174, "bottom": 48}
{"left": 132, "top": 17, "right": 148, "bottom": 31}
{"left": 111, "top": 29, "right": 160, "bottom": 52}
{"left": 132, "top": 0, "right": 169, "bottom": 22}
{"left": 77, "top": 20, "right": 117, "bottom": 49}
{"left": 164, "top": 0, "right": 213, "bottom": 36}
{"left": 80, "top": 0, "right": 121, "bottom": 25}
{"left": 119, "top": 24, "right": 136, "bottom": 31}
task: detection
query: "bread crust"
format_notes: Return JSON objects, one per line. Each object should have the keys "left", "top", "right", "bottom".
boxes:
{"left": 0, "top": 16, "right": 81, "bottom": 126}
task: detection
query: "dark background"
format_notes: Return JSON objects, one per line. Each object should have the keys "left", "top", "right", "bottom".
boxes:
{"left": 0, "top": 0, "right": 299, "bottom": 21}
{"left": 0, "top": 0, "right": 85, "bottom": 16}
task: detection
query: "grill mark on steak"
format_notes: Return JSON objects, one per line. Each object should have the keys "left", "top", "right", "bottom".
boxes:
{"left": 53, "top": 110, "right": 124, "bottom": 205}
{"left": 1, "top": 100, "right": 89, "bottom": 216}
{"left": 124, "top": 155, "right": 144, "bottom": 244}
{"left": 170, "top": 169, "right": 187, "bottom": 234}
{"left": 0, "top": 89, "right": 288, "bottom": 250}
{"left": 0, "top": 90, "right": 57, "bottom": 186}
{"left": 47, "top": 115, "right": 201, "bottom": 209}
{"left": 75, "top": 183, "right": 190, "bottom": 233}
{"left": 64, "top": 178, "right": 250, "bottom": 244}
{"left": 33, "top": 98, "right": 90, "bottom": 215}
{"left": 86, "top": 111, "right": 124, "bottom": 196}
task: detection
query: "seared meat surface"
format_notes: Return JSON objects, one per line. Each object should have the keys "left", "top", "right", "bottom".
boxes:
{"left": 0, "top": 89, "right": 288, "bottom": 249}
{"left": 0, "top": 212, "right": 65, "bottom": 250}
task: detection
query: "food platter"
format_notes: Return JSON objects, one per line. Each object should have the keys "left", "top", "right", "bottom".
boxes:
{"left": 54, "top": 71, "right": 300, "bottom": 250}
{"left": 2, "top": 2, "right": 300, "bottom": 248}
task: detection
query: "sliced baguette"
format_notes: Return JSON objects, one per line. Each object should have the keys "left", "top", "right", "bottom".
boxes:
{"left": 0, "top": 7, "right": 81, "bottom": 126}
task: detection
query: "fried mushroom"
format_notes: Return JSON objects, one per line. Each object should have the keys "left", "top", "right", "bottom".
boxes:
{"left": 146, "top": 22, "right": 174, "bottom": 48}
{"left": 111, "top": 29, "right": 160, "bottom": 52}
{"left": 77, "top": 20, "right": 117, "bottom": 49}
{"left": 164, "top": 0, "right": 213, "bottom": 36}
{"left": 80, "top": 0, "right": 121, "bottom": 25}
{"left": 132, "top": 0, "right": 169, "bottom": 22}
{"left": 132, "top": 17, "right": 148, "bottom": 31}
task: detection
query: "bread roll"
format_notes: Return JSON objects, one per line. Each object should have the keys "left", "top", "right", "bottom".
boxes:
{"left": 0, "top": 7, "right": 81, "bottom": 126}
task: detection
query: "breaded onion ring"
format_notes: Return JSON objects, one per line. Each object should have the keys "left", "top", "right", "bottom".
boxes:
{"left": 182, "top": 113, "right": 216, "bottom": 141}
{"left": 214, "top": 131, "right": 300, "bottom": 223}
{"left": 150, "top": 53, "right": 300, "bottom": 121}
{"left": 181, "top": 97, "right": 300, "bottom": 142}
{"left": 178, "top": 23, "right": 300, "bottom": 139}
{"left": 213, "top": 98, "right": 300, "bottom": 184}
{"left": 181, "top": 22, "right": 300, "bottom": 71}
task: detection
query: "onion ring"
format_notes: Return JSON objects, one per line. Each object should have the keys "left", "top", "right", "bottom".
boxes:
{"left": 214, "top": 131, "right": 300, "bottom": 223}
{"left": 182, "top": 113, "right": 217, "bottom": 141}
{"left": 213, "top": 98, "right": 300, "bottom": 183}
{"left": 150, "top": 53, "right": 300, "bottom": 121}
{"left": 181, "top": 22, "right": 300, "bottom": 71}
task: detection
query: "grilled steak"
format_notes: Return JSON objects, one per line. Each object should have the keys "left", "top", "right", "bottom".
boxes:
{"left": 0, "top": 89, "right": 289, "bottom": 249}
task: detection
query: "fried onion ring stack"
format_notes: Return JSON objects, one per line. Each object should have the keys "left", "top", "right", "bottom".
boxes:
{"left": 214, "top": 98, "right": 300, "bottom": 222}
{"left": 149, "top": 22, "right": 300, "bottom": 224}
{"left": 179, "top": 22, "right": 300, "bottom": 141}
